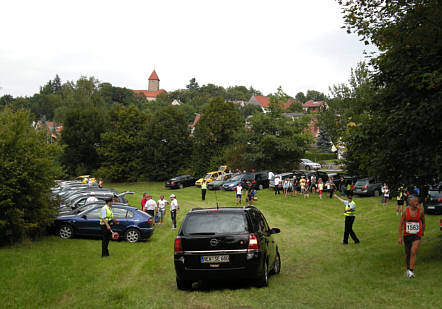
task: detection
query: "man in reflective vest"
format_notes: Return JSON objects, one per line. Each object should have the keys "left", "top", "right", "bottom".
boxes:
{"left": 100, "top": 197, "right": 119, "bottom": 257}
{"left": 398, "top": 196, "right": 425, "bottom": 278}
{"left": 335, "top": 194, "right": 360, "bottom": 244}
{"left": 201, "top": 180, "right": 207, "bottom": 200}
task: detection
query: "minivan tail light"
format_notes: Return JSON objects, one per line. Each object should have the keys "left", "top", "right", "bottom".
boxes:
{"left": 171, "top": 181, "right": 175, "bottom": 185}
{"left": 438, "top": 197, "right": 442, "bottom": 202}
{"left": 248, "top": 234, "right": 259, "bottom": 250}
{"left": 252, "top": 180, "right": 256, "bottom": 184}
{"left": 175, "top": 236, "right": 183, "bottom": 253}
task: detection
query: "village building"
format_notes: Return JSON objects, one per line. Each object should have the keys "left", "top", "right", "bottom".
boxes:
{"left": 133, "top": 70, "right": 167, "bottom": 101}
{"left": 248, "top": 95, "right": 297, "bottom": 113}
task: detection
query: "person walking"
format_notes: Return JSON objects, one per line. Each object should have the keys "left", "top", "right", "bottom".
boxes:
{"left": 396, "top": 184, "right": 406, "bottom": 216}
{"left": 382, "top": 184, "right": 390, "bottom": 205}
{"left": 398, "top": 196, "right": 425, "bottom": 278}
{"left": 170, "top": 194, "right": 178, "bottom": 229}
{"left": 157, "top": 195, "right": 169, "bottom": 225}
{"left": 100, "top": 197, "right": 119, "bottom": 257}
{"left": 335, "top": 194, "right": 360, "bottom": 244}
{"left": 201, "top": 180, "right": 207, "bottom": 201}
{"left": 144, "top": 195, "right": 157, "bottom": 219}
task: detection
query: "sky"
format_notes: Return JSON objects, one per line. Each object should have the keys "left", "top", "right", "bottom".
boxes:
{"left": 0, "top": 0, "right": 371, "bottom": 98}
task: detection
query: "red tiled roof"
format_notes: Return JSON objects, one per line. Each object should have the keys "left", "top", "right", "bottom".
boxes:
{"left": 302, "top": 100, "right": 325, "bottom": 108}
{"left": 148, "top": 70, "right": 159, "bottom": 80}
{"left": 133, "top": 89, "right": 167, "bottom": 98}
{"left": 254, "top": 96, "right": 271, "bottom": 108}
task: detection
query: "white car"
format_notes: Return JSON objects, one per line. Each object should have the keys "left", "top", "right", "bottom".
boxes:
{"left": 299, "top": 159, "right": 321, "bottom": 170}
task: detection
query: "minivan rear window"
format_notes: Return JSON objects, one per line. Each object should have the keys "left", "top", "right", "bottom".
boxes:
{"left": 183, "top": 212, "right": 248, "bottom": 235}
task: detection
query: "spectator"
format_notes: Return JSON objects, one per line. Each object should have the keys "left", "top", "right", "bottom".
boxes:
{"left": 98, "top": 178, "right": 103, "bottom": 188}
{"left": 170, "top": 194, "right": 179, "bottom": 229}
{"left": 310, "top": 175, "right": 317, "bottom": 194}
{"left": 283, "top": 178, "right": 289, "bottom": 197}
{"left": 329, "top": 177, "right": 336, "bottom": 198}
{"left": 318, "top": 179, "right": 324, "bottom": 199}
{"left": 292, "top": 176, "right": 298, "bottom": 197}
{"left": 144, "top": 195, "right": 157, "bottom": 219}
{"left": 141, "top": 193, "right": 147, "bottom": 211}
{"left": 274, "top": 175, "right": 281, "bottom": 195}
{"left": 85, "top": 192, "right": 98, "bottom": 204}
{"left": 157, "top": 195, "right": 169, "bottom": 225}
{"left": 340, "top": 177, "right": 346, "bottom": 196}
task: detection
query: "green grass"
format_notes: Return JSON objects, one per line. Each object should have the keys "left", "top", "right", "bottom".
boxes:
{"left": 1, "top": 182, "right": 441, "bottom": 309}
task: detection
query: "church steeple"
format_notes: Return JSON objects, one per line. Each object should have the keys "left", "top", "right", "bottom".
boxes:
{"left": 148, "top": 70, "right": 160, "bottom": 92}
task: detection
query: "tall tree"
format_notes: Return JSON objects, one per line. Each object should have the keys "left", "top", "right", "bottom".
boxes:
{"left": 192, "top": 97, "right": 242, "bottom": 175}
{"left": 145, "top": 106, "right": 192, "bottom": 180}
{"left": 98, "top": 105, "right": 148, "bottom": 182}
{"left": 0, "top": 108, "right": 60, "bottom": 244}
{"left": 339, "top": 0, "right": 442, "bottom": 184}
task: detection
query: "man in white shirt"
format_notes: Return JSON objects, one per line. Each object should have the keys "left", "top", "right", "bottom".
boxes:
{"left": 144, "top": 195, "right": 157, "bottom": 218}
{"left": 274, "top": 175, "right": 281, "bottom": 195}
{"left": 170, "top": 194, "right": 178, "bottom": 229}
{"left": 85, "top": 192, "right": 99, "bottom": 204}
{"left": 157, "top": 195, "right": 168, "bottom": 225}
{"left": 236, "top": 183, "right": 243, "bottom": 204}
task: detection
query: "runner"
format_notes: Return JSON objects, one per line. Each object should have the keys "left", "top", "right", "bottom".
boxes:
{"left": 396, "top": 184, "right": 406, "bottom": 216}
{"left": 398, "top": 196, "right": 425, "bottom": 278}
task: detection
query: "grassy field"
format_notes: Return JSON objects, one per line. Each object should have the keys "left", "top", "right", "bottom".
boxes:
{"left": 0, "top": 182, "right": 441, "bottom": 309}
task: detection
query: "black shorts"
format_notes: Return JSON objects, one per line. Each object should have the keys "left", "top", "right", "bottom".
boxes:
{"left": 404, "top": 235, "right": 421, "bottom": 248}
{"left": 397, "top": 200, "right": 404, "bottom": 206}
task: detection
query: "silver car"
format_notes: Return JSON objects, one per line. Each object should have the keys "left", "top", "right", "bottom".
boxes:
{"left": 299, "top": 159, "right": 321, "bottom": 170}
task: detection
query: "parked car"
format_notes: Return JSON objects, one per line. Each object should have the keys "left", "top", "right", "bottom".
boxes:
{"left": 207, "top": 173, "right": 235, "bottom": 190}
{"left": 58, "top": 191, "right": 134, "bottom": 214}
{"left": 269, "top": 172, "right": 294, "bottom": 188}
{"left": 423, "top": 186, "right": 442, "bottom": 214}
{"left": 352, "top": 178, "right": 383, "bottom": 196}
{"left": 174, "top": 206, "right": 281, "bottom": 290}
{"left": 247, "top": 171, "right": 270, "bottom": 190}
{"left": 55, "top": 204, "right": 154, "bottom": 243}
{"left": 222, "top": 174, "right": 247, "bottom": 191}
{"left": 195, "top": 171, "right": 225, "bottom": 187}
{"left": 299, "top": 159, "right": 321, "bottom": 170}
{"left": 165, "top": 175, "right": 196, "bottom": 189}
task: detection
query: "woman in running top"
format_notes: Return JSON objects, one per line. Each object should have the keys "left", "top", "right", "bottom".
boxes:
{"left": 398, "top": 196, "right": 425, "bottom": 278}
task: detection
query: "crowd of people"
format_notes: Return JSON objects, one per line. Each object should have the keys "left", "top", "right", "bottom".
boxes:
{"left": 140, "top": 193, "right": 179, "bottom": 229}
{"left": 271, "top": 173, "right": 339, "bottom": 199}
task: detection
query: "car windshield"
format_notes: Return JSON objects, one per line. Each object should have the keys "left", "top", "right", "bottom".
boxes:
{"left": 355, "top": 179, "right": 369, "bottom": 186}
{"left": 229, "top": 175, "right": 244, "bottom": 182}
{"left": 428, "top": 190, "right": 441, "bottom": 198}
{"left": 204, "top": 174, "right": 213, "bottom": 179}
{"left": 183, "top": 212, "right": 248, "bottom": 235}
{"left": 303, "top": 159, "right": 313, "bottom": 163}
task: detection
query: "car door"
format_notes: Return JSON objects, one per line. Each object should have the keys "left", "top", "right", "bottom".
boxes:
{"left": 75, "top": 207, "right": 102, "bottom": 236}
{"left": 258, "top": 211, "right": 276, "bottom": 267}
{"left": 109, "top": 207, "right": 131, "bottom": 234}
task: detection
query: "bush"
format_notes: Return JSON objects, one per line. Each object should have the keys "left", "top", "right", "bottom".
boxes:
{"left": 303, "top": 152, "right": 337, "bottom": 162}
{"left": 0, "top": 108, "right": 59, "bottom": 244}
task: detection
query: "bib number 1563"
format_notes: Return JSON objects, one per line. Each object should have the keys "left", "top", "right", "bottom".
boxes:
{"left": 406, "top": 222, "right": 420, "bottom": 234}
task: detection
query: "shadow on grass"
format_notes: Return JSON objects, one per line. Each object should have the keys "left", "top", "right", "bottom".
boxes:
{"left": 190, "top": 279, "right": 260, "bottom": 292}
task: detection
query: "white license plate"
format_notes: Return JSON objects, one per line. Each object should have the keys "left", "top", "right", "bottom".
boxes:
{"left": 201, "top": 255, "right": 229, "bottom": 263}
{"left": 427, "top": 206, "right": 435, "bottom": 209}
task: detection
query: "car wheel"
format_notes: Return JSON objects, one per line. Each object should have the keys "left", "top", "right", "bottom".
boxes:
{"left": 176, "top": 278, "right": 192, "bottom": 290}
{"left": 179, "top": 184, "right": 184, "bottom": 189}
{"left": 125, "top": 228, "right": 141, "bottom": 243}
{"left": 271, "top": 251, "right": 281, "bottom": 275}
{"left": 306, "top": 165, "right": 310, "bottom": 170}
{"left": 256, "top": 259, "right": 269, "bottom": 287}
{"left": 59, "top": 224, "right": 74, "bottom": 239}
{"left": 259, "top": 184, "right": 264, "bottom": 190}
{"left": 374, "top": 190, "right": 380, "bottom": 197}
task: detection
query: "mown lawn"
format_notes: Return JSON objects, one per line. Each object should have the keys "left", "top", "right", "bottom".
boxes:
{"left": 1, "top": 182, "right": 441, "bottom": 309}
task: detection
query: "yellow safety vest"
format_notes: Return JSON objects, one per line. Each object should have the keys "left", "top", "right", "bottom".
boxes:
{"left": 100, "top": 205, "right": 114, "bottom": 225}
{"left": 345, "top": 201, "right": 356, "bottom": 216}
{"left": 201, "top": 182, "right": 207, "bottom": 190}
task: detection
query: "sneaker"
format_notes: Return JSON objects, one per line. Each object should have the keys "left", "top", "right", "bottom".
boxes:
{"left": 396, "top": 212, "right": 399, "bottom": 216}
{"left": 408, "top": 270, "right": 415, "bottom": 278}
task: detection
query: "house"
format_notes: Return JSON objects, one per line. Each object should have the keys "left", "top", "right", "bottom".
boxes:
{"left": 248, "top": 95, "right": 297, "bottom": 113}
{"left": 171, "top": 99, "right": 182, "bottom": 106}
{"left": 133, "top": 70, "right": 167, "bottom": 101}
{"left": 302, "top": 100, "right": 326, "bottom": 112}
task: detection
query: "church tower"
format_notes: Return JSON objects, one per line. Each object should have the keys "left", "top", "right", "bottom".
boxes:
{"left": 148, "top": 70, "right": 160, "bottom": 92}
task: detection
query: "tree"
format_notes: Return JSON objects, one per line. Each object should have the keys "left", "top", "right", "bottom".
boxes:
{"left": 295, "top": 92, "right": 306, "bottom": 103}
{"left": 226, "top": 111, "right": 313, "bottom": 171}
{"left": 0, "top": 108, "right": 60, "bottom": 244}
{"left": 186, "top": 78, "right": 199, "bottom": 90}
{"left": 192, "top": 97, "right": 242, "bottom": 175}
{"left": 338, "top": 0, "right": 442, "bottom": 184}
{"left": 316, "top": 129, "right": 332, "bottom": 153}
{"left": 97, "top": 105, "right": 148, "bottom": 182}
{"left": 145, "top": 106, "right": 192, "bottom": 180}
{"left": 305, "top": 90, "right": 327, "bottom": 102}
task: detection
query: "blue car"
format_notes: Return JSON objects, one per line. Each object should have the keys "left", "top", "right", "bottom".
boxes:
{"left": 222, "top": 174, "right": 248, "bottom": 191}
{"left": 55, "top": 203, "right": 154, "bottom": 243}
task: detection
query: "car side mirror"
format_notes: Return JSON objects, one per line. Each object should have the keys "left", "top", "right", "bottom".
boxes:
{"left": 270, "top": 228, "right": 280, "bottom": 234}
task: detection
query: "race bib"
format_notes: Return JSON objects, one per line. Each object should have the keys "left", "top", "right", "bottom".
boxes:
{"left": 406, "top": 222, "right": 420, "bottom": 234}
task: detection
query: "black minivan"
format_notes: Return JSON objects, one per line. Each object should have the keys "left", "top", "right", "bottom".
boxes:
{"left": 174, "top": 206, "right": 281, "bottom": 290}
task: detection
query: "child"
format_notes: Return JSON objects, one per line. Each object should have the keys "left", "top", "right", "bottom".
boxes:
{"left": 236, "top": 183, "right": 243, "bottom": 204}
